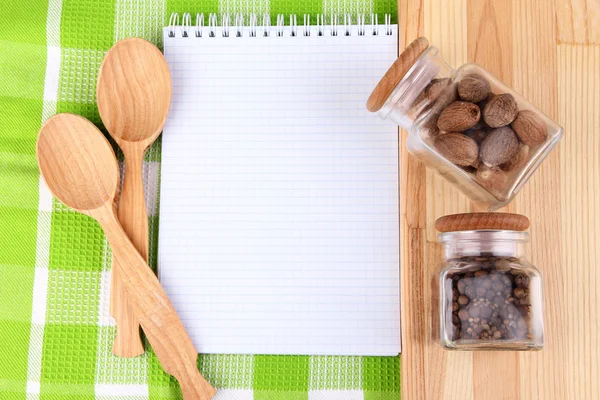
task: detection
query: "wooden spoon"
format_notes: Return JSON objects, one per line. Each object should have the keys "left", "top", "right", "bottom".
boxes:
{"left": 96, "top": 37, "right": 172, "bottom": 357}
{"left": 37, "top": 113, "right": 216, "bottom": 400}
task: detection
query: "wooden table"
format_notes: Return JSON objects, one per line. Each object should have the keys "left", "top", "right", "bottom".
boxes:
{"left": 398, "top": 0, "right": 599, "bottom": 399}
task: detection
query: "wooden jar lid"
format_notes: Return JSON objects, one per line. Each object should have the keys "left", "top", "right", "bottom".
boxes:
{"left": 435, "top": 213, "right": 530, "bottom": 232}
{"left": 366, "top": 37, "right": 430, "bottom": 112}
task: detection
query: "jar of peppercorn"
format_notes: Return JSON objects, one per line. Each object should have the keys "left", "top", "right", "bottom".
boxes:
{"left": 435, "top": 212, "right": 543, "bottom": 351}
{"left": 367, "top": 37, "right": 563, "bottom": 210}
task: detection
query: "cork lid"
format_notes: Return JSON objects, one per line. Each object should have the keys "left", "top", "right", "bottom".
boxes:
{"left": 435, "top": 213, "right": 530, "bottom": 232}
{"left": 366, "top": 37, "right": 430, "bottom": 112}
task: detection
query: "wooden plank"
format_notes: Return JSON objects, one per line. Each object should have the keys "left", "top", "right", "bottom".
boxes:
{"left": 422, "top": 1, "right": 474, "bottom": 399}
{"left": 399, "top": 0, "right": 471, "bottom": 399}
{"left": 466, "top": 1, "right": 520, "bottom": 398}
{"left": 556, "top": 0, "right": 600, "bottom": 44}
{"left": 557, "top": 43, "right": 600, "bottom": 400}
{"left": 400, "top": 224, "right": 428, "bottom": 399}
{"left": 397, "top": 4, "right": 429, "bottom": 396}
{"left": 397, "top": 1, "right": 428, "bottom": 399}
{"left": 510, "top": 0, "right": 568, "bottom": 399}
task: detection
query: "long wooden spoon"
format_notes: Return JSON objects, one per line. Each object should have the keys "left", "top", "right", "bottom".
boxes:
{"left": 37, "top": 113, "right": 216, "bottom": 400}
{"left": 96, "top": 37, "right": 172, "bottom": 357}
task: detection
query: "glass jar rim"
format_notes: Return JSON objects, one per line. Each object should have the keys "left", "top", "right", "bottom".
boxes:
{"left": 437, "top": 230, "right": 529, "bottom": 244}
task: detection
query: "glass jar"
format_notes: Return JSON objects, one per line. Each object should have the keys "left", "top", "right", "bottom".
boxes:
{"left": 367, "top": 38, "right": 563, "bottom": 210}
{"left": 436, "top": 213, "right": 544, "bottom": 350}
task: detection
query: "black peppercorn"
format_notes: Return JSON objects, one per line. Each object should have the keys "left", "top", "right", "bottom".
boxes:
{"left": 513, "top": 287, "right": 528, "bottom": 298}
{"left": 514, "top": 274, "right": 530, "bottom": 288}
{"left": 465, "top": 285, "right": 476, "bottom": 298}
{"left": 443, "top": 262, "right": 538, "bottom": 345}
{"left": 480, "top": 305, "right": 493, "bottom": 318}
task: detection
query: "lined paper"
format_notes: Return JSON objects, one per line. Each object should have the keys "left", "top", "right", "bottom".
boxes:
{"left": 159, "top": 26, "right": 400, "bottom": 355}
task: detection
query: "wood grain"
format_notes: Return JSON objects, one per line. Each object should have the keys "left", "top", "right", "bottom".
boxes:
{"left": 399, "top": 0, "right": 599, "bottom": 398}
{"left": 435, "top": 212, "right": 530, "bottom": 232}
{"left": 556, "top": 0, "right": 600, "bottom": 44}
{"left": 37, "top": 114, "right": 216, "bottom": 400}
{"left": 558, "top": 43, "right": 600, "bottom": 400}
{"left": 110, "top": 141, "right": 148, "bottom": 357}
{"left": 466, "top": 2, "right": 520, "bottom": 397}
{"left": 97, "top": 38, "right": 172, "bottom": 357}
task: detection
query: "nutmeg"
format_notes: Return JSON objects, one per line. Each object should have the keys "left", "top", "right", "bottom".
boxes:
{"left": 480, "top": 127, "right": 520, "bottom": 167}
{"left": 430, "top": 82, "right": 458, "bottom": 115}
{"left": 423, "top": 114, "right": 441, "bottom": 137}
{"left": 501, "top": 144, "right": 530, "bottom": 172}
{"left": 425, "top": 78, "right": 451, "bottom": 102}
{"left": 458, "top": 74, "right": 491, "bottom": 103}
{"left": 476, "top": 166, "right": 508, "bottom": 200}
{"left": 434, "top": 133, "right": 479, "bottom": 166}
{"left": 411, "top": 90, "right": 429, "bottom": 111}
{"left": 483, "top": 94, "right": 518, "bottom": 128}
{"left": 437, "top": 101, "right": 481, "bottom": 132}
{"left": 511, "top": 110, "right": 548, "bottom": 146}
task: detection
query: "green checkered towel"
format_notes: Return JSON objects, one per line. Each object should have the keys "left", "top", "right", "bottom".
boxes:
{"left": 0, "top": 0, "right": 400, "bottom": 399}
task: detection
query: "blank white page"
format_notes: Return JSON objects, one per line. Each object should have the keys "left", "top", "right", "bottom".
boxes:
{"left": 159, "top": 25, "right": 400, "bottom": 356}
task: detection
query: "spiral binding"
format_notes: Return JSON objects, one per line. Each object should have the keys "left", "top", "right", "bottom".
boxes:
{"left": 168, "top": 12, "right": 393, "bottom": 38}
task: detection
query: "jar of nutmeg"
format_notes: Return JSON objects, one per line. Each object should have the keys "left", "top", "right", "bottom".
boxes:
{"left": 436, "top": 213, "right": 543, "bottom": 351}
{"left": 367, "top": 38, "right": 563, "bottom": 210}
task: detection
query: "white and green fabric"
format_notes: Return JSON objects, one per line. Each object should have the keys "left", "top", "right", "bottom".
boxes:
{"left": 0, "top": 1, "right": 400, "bottom": 399}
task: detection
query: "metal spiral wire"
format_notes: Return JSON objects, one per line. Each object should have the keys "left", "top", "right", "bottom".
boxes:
{"left": 167, "top": 12, "right": 394, "bottom": 38}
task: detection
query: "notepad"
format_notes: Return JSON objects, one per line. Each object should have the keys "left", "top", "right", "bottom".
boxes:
{"left": 158, "top": 14, "right": 400, "bottom": 356}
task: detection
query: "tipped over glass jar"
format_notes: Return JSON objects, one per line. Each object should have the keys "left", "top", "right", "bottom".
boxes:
{"left": 436, "top": 213, "right": 544, "bottom": 351}
{"left": 367, "top": 38, "right": 563, "bottom": 210}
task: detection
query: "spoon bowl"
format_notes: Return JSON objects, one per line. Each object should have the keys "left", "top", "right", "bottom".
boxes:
{"left": 97, "top": 37, "right": 171, "bottom": 145}
{"left": 36, "top": 113, "right": 119, "bottom": 212}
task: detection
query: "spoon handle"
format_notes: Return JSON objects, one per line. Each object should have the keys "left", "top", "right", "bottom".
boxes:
{"left": 111, "top": 144, "right": 147, "bottom": 357}
{"left": 93, "top": 205, "right": 217, "bottom": 400}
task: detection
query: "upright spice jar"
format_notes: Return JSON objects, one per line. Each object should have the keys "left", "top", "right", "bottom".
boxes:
{"left": 367, "top": 38, "right": 563, "bottom": 210}
{"left": 436, "top": 213, "right": 543, "bottom": 351}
